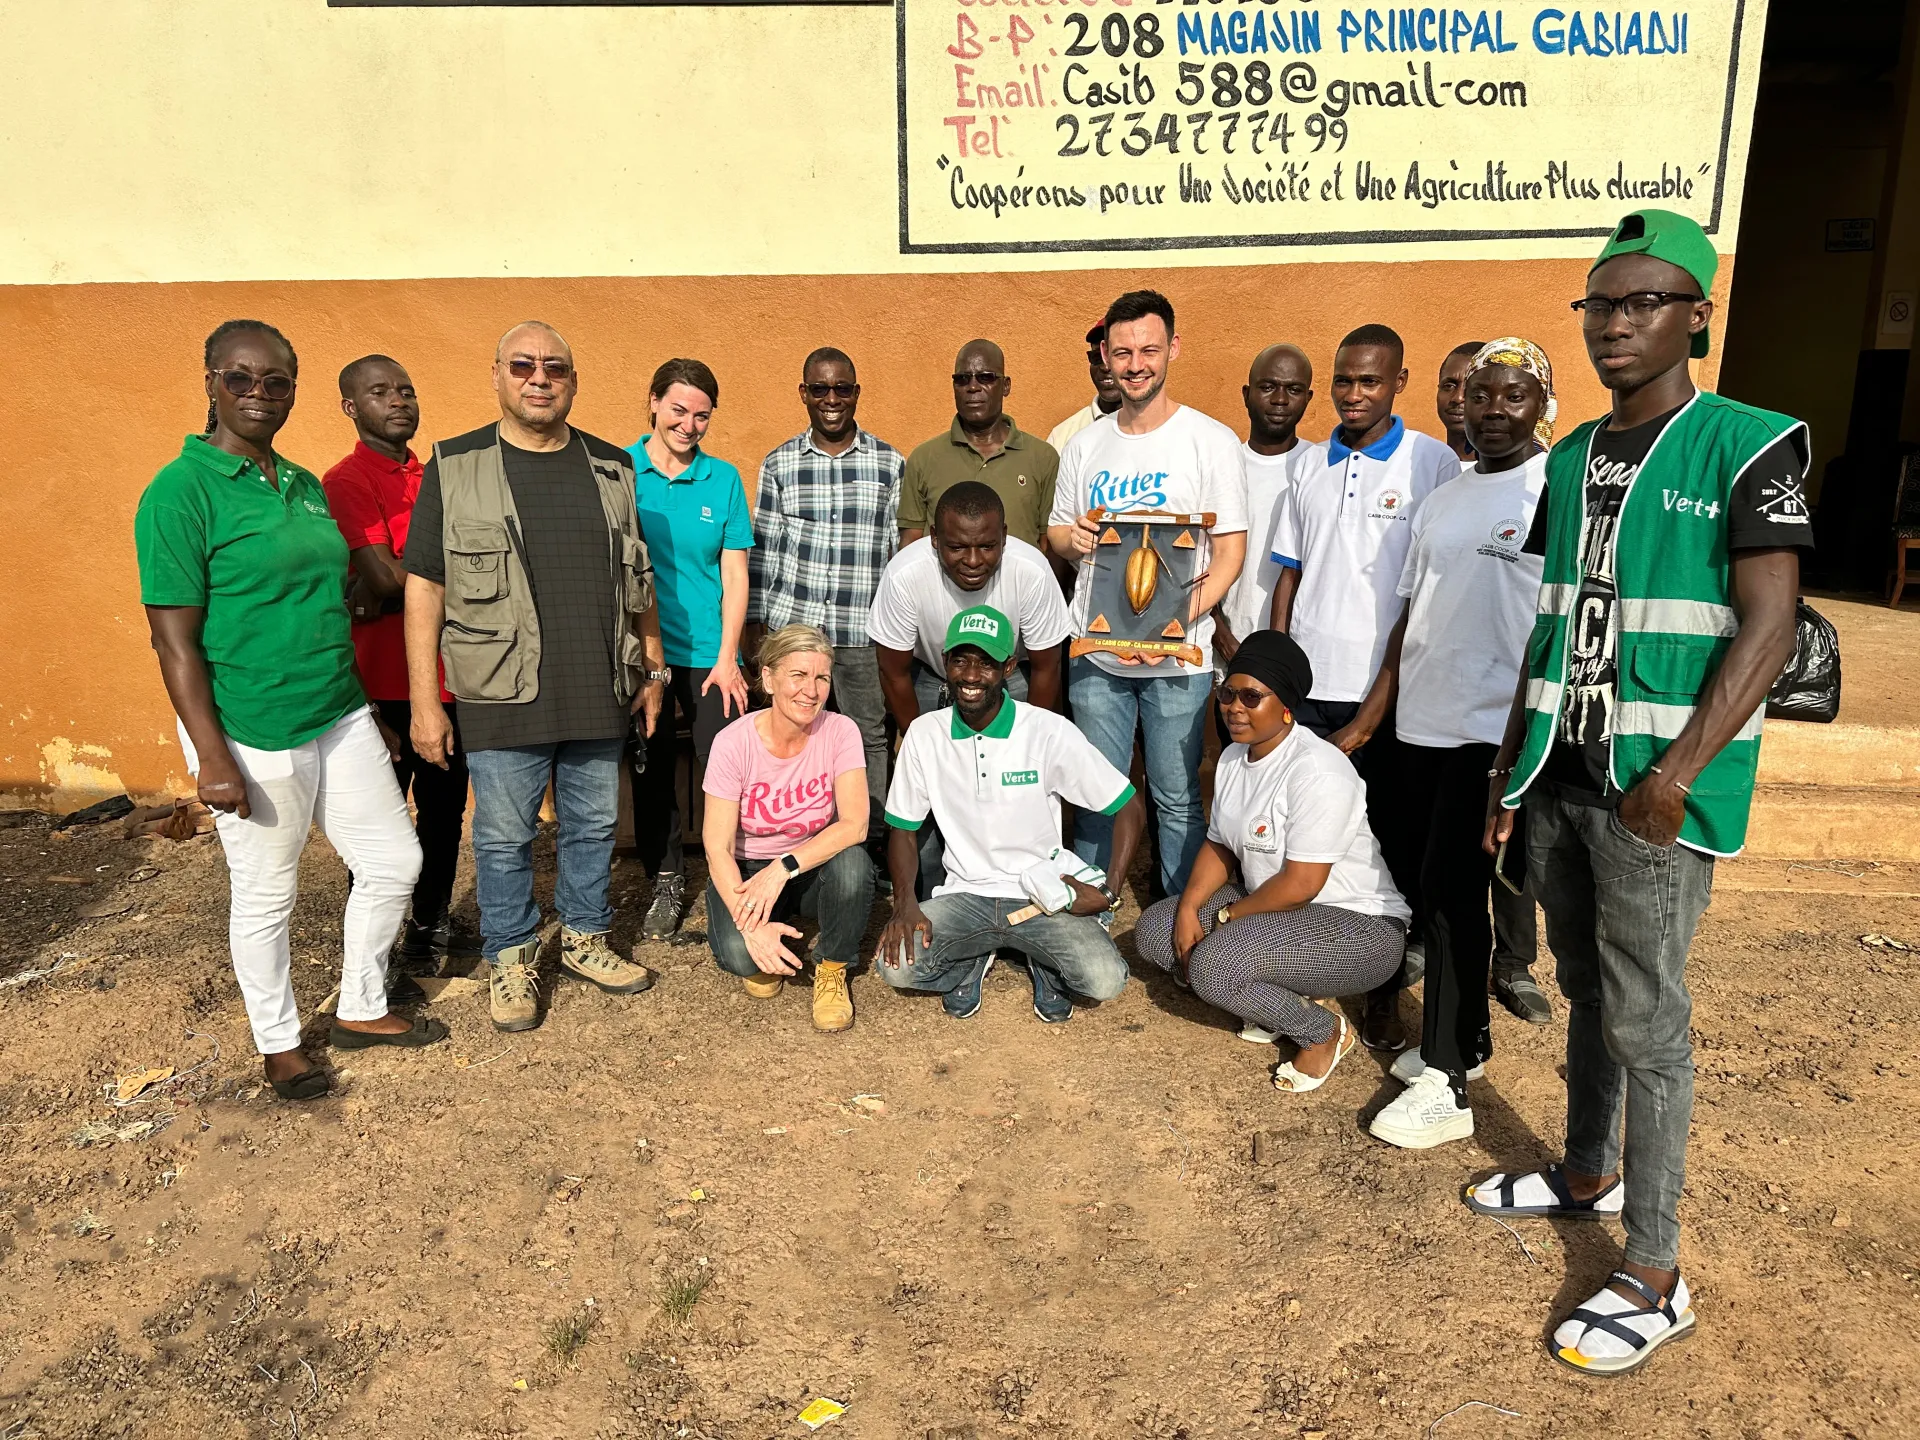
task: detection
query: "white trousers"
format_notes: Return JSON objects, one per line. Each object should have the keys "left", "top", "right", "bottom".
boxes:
{"left": 181, "top": 706, "right": 422, "bottom": 1055}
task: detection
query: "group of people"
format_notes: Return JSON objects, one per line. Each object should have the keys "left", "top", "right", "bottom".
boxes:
{"left": 135, "top": 208, "right": 1811, "bottom": 1376}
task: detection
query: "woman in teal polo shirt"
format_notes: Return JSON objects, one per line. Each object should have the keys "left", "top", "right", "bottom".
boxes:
{"left": 135, "top": 319, "right": 448, "bottom": 1100}
{"left": 627, "top": 358, "right": 755, "bottom": 940}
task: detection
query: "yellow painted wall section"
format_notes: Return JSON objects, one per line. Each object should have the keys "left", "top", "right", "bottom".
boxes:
{"left": 0, "top": 261, "right": 1727, "bottom": 802}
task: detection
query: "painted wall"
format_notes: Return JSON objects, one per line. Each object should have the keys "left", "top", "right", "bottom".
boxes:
{"left": 0, "top": 0, "right": 1755, "bottom": 805}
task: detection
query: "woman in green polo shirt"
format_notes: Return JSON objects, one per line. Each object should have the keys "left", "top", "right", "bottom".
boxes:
{"left": 135, "top": 319, "right": 448, "bottom": 1100}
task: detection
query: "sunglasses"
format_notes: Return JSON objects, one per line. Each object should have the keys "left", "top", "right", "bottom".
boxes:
{"left": 952, "top": 370, "right": 1003, "bottom": 387}
{"left": 217, "top": 369, "right": 294, "bottom": 401}
{"left": 805, "top": 381, "right": 858, "bottom": 399}
{"left": 1217, "top": 685, "right": 1279, "bottom": 710}
{"left": 504, "top": 357, "right": 573, "bottom": 381}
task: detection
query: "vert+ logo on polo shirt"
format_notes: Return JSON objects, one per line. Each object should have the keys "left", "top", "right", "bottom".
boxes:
{"left": 1001, "top": 769, "right": 1039, "bottom": 786}
{"left": 302, "top": 499, "right": 329, "bottom": 518}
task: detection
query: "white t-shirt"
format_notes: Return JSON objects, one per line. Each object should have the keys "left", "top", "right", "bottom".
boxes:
{"left": 1395, "top": 453, "right": 1549, "bottom": 748}
{"left": 866, "top": 535, "right": 1072, "bottom": 672}
{"left": 1208, "top": 725, "right": 1410, "bottom": 922}
{"left": 1218, "top": 438, "right": 1325, "bottom": 671}
{"left": 1049, "top": 405, "right": 1249, "bottom": 677}
{"left": 884, "top": 698, "right": 1135, "bottom": 899}
{"left": 1269, "top": 418, "right": 1460, "bottom": 703}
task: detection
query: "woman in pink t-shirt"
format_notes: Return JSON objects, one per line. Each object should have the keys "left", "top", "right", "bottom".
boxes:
{"left": 701, "top": 624, "right": 874, "bottom": 1032}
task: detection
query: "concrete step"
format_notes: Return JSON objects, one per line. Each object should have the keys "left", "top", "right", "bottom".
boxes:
{"left": 1757, "top": 721, "right": 1920, "bottom": 790}
{"left": 1745, "top": 785, "right": 1920, "bottom": 861}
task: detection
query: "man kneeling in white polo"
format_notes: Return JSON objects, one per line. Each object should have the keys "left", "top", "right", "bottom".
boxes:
{"left": 877, "top": 605, "right": 1146, "bottom": 1022}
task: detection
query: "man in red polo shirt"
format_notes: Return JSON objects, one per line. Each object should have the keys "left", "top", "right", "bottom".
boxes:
{"left": 324, "top": 355, "right": 474, "bottom": 972}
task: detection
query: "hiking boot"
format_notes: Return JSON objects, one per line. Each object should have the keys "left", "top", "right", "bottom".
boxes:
{"left": 490, "top": 941, "right": 542, "bottom": 1032}
{"left": 742, "top": 973, "right": 784, "bottom": 1000}
{"left": 559, "top": 927, "right": 657, "bottom": 995}
{"left": 811, "top": 961, "right": 854, "bottom": 1033}
{"left": 1494, "top": 966, "right": 1554, "bottom": 1024}
{"left": 643, "top": 872, "right": 686, "bottom": 939}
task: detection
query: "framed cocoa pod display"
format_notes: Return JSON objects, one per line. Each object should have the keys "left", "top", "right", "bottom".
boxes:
{"left": 1068, "top": 509, "right": 1217, "bottom": 668}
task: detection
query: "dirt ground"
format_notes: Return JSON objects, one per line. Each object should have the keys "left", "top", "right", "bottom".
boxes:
{"left": 0, "top": 810, "right": 1914, "bottom": 1440}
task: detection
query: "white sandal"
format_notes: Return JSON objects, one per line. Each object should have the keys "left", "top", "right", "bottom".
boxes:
{"left": 1273, "top": 1013, "right": 1354, "bottom": 1093}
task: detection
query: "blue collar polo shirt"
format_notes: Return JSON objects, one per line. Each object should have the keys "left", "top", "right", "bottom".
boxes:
{"left": 628, "top": 436, "right": 756, "bottom": 669}
{"left": 1268, "top": 415, "right": 1462, "bottom": 703}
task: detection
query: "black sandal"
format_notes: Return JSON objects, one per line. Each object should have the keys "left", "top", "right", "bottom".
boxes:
{"left": 265, "top": 1057, "right": 329, "bottom": 1101}
{"left": 328, "top": 1016, "right": 451, "bottom": 1050}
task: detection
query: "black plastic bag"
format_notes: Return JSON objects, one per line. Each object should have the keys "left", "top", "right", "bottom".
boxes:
{"left": 1766, "top": 599, "right": 1841, "bottom": 723}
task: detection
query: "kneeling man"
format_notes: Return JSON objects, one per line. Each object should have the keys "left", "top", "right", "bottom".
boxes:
{"left": 878, "top": 606, "right": 1145, "bottom": 1022}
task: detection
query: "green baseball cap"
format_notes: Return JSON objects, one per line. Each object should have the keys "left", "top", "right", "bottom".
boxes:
{"left": 944, "top": 605, "right": 1015, "bottom": 662}
{"left": 1591, "top": 209, "right": 1718, "bottom": 359}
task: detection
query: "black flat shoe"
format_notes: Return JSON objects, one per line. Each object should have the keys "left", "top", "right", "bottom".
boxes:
{"left": 266, "top": 1059, "right": 330, "bottom": 1101}
{"left": 328, "top": 1016, "right": 451, "bottom": 1050}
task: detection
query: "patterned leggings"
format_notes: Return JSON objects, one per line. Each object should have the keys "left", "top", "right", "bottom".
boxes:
{"left": 1135, "top": 885, "right": 1406, "bottom": 1046}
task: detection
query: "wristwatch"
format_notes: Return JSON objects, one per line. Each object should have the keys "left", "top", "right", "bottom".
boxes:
{"left": 779, "top": 853, "right": 801, "bottom": 876}
{"left": 1095, "top": 881, "right": 1121, "bottom": 911}
{"left": 1215, "top": 904, "right": 1235, "bottom": 928}
{"left": 644, "top": 668, "right": 672, "bottom": 684}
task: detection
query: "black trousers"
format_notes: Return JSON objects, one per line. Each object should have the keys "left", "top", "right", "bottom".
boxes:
{"left": 373, "top": 698, "right": 469, "bottom": 926}
{"left": 1401, "top": 740, "right": 1511, "bottom": 1083}
{"left": 1293, "top": 697, "right": 1423, "bottom": 937}
{"left": 630, "top": 669, "right": 731, "bottom": 877}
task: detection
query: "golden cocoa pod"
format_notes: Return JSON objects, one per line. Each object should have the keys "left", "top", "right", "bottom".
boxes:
{"left": 1124, "top": 538, "right": 1159, "bottom": 614}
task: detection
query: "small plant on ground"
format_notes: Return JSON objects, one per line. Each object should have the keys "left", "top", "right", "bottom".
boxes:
{"left": 657, "top": 1265, "right": 712, "bottom": 1328}
{"left": 543, "top": 1304, "right": 598, "bottom": 1365}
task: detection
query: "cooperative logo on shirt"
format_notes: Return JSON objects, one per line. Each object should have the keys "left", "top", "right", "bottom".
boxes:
{"left": 1001, "top": 769, "right": 1040, "bottom": 786}
{"left": 1490, "top": 518, "right": 1523, "bottom": 545}
{"left": 1245, "top": 817, "right": 1278, "bottom": 852}
{"left": 1087, "top": 468, "right": 1170, "bottom": 511}
{"left": 302, "top": 500, "right": 329, "bottom": 517}
{"left": 1375, "top": 489, "right": 1404, "bottom": 514}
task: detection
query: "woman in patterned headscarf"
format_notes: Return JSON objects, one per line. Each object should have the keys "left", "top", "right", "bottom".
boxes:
{"left": 1351, "top": 337, "right": 1557, "bottom": 1150}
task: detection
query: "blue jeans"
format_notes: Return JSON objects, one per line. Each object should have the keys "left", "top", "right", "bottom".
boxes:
{"left": 1525, "top": 789, "right": 1716, "bottom": 1271}
{"left": 911, "top": 662, "right": 1029, "bottom": 897}
{"left": 877, "top": 892, "right": 1128, "bottom": 1002}
{"left": 706, "top": 846, "right": 876, "bottom": 976}
{"left": 1067, "top": 659, "right": 1210, "bottom": 895}
{"left": 467, "top": 738, "right": 624, "bottom": 960}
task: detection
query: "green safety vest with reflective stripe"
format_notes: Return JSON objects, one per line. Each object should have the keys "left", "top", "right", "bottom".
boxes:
{"left": 1503, "top": 390, "right": 1808, "bottom": 856}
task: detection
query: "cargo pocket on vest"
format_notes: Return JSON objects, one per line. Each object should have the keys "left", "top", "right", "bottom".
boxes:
{"left": 443, "top": 621, "right": 519, "bottom": 701}
{"left": 621, "top": 532, "right": 654, "bottom": 615}
{"left": 448, "top": 522, "right": 511, "bottom": 604}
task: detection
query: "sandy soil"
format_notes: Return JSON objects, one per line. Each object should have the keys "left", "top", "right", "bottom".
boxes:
{"left": 0, "top": 812, "right": 1914, "bottom": 1440}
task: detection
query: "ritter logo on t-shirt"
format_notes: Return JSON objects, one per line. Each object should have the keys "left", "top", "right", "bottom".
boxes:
{"left": 1087, "top": 468, "right": 1170, "bottom": 512}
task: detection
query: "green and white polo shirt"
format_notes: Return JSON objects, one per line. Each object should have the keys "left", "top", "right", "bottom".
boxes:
{"left": 884, "top": 697, "right": 1135, "bottom": 900}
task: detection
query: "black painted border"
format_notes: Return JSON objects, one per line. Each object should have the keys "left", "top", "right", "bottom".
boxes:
{"left": 896, "top": 0, "right": 1748, "bottom": 254}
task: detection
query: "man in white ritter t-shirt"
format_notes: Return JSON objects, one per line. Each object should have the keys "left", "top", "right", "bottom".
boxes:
{"left": 1046, "top": 289, "right": 1248, "bottom": 899}
{"left": 1215, "top": 342, "right": 1323, "bottom": 679}
{"left": 1268, "top": 322, "right": 1460, "bottom": 1050}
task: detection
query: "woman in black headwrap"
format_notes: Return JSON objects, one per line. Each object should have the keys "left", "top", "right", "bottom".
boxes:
{"left": 1136, "top": 631, "right": 1411, "bottom": 1092}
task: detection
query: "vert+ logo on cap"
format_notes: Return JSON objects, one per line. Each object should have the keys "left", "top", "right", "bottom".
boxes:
{"left": 944, "top": 604, "right": 1016, "bottom": 662}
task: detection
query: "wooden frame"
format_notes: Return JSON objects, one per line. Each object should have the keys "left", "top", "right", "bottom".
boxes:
{"left": 1067, "top": 509, "right": 1217, "bottom": 669}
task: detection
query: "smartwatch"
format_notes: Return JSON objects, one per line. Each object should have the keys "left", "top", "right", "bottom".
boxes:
{"left": 779, "top": 853, "right": 801, "bottom": 876}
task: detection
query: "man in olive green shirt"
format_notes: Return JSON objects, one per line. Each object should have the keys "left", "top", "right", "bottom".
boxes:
{"left": 899, "top": 338, "right": 1059, "bottom": 549}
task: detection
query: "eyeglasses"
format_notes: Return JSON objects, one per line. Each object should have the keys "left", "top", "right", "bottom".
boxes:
{"left": 1216, "top": 684, "right": 1278, "bottom": 710}
{"left": 1571, "top": 292, "right": 1702, "bottom": 329}
{"left": 952, "top": 370, "right": 1003, "bottom": 387}
{"left": 504, "top": 357, "right": 573, "bottom": 381}
{"left": 805, "top": 381, "right": 858, "bottom": 399}
{"left": 217, "top": 369, "right": 294, "bottom": 401}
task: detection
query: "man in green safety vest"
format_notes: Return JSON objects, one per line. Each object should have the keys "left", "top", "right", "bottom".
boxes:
{"left": 1474, "top": 210, "right": 1812, "bottom": 1376}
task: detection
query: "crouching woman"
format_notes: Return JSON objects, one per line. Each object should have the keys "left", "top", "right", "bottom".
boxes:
{"left": 1137, "top": 630, "right": 1409, "bottom": 1092}
{"left": 700, "top": 624, "right": 875, "bottom": 1033}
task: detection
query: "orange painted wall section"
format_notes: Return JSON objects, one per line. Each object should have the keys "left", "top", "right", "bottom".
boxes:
{"left": 0, "top": 258, "right": 1729, "bottom": 804}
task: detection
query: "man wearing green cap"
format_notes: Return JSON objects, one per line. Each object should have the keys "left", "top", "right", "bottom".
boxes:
{"left": 877, "top": 605, "right": 1146, "bottom": 1022}
{"left": 1476, "top": 210, "right": 1811, "bottom": 1376}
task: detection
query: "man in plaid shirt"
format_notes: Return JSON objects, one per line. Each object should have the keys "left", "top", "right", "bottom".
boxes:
{"left": 748, "top": 346, "right": 904, "bottom": 858}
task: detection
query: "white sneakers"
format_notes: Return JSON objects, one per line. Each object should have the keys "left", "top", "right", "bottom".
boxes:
{"left": 1370, "top": 1067, "right": 1475, "bottom": 1149}
{"left": 1239, "top": 1020, "right": 1278, "bottom": 1044}
{"left": 1389, "top": 1045, "right": 1485, "bottom": 1085}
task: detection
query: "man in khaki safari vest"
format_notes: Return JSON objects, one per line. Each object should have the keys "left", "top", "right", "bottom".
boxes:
{"left": 1478, "top": 212, "right": 1811, "bottom": 1376}
{"left": 404, "top": 322, "right": 668, "bottom": 1031}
